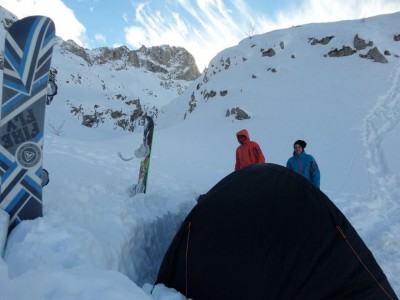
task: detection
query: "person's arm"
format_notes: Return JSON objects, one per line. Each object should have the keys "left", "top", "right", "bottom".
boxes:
{"left": 235, "top": 149, "right": 240, "bottom": 170}
{"left": 286, "top": 159, "right": 292, "bottom": 169}
{"left": 253, "top": 142, "right": 265, "bottom": 163}
{"left": 310, "top": 157, "right": 320, "bottom": 188}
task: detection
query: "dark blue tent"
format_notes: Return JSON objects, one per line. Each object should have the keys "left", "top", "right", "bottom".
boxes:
{"left": 156, "top": 164, "right": 397, "bottom": 300}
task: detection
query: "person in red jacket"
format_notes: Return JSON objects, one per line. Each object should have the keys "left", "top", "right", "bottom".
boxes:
{"left": 235, "top": 129, "right": 266, "bottom": 170}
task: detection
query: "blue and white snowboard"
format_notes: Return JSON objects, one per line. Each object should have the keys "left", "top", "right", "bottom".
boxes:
{"left": 0, "top": 16, "right": 56, "bottom": 233}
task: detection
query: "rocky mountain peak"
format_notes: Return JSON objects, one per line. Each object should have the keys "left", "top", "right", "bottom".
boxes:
{"left": 58, "top": 39, "right": 200, "bottom": 81}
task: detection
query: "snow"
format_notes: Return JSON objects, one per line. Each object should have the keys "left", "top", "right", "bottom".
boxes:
{"left": 1, "top": 11, "right": 400, "bottom": 299}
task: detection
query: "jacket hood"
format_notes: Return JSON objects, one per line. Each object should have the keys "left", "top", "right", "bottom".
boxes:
{"left": 236, "top": 129, "right": 250, "bottom": 141}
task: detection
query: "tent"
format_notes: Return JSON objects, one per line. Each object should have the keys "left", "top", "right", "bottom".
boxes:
{"left": 156, "top": 164, "right": 398, "bottom": 300}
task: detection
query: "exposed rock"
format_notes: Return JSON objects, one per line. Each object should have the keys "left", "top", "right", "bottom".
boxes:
{"left": 0, "top": 18, "right": 16, "bottom": 30}
{"left": 60, "top": 39, "right": 90, "bottom": 63}
{"left": 93, "top": 46, "right": 131, "bottom": 65}
{"left": 359, "top": 47, "right": 388, "bottom": 63}
{"left": 224, "top": 57, "right": 231, "bottom": 70}
{"left": 110, "top": 110, "right": 124, "bottom": 119}
{"left": 353, "top": 34, "right": 373, "bottom": 50}
{"left": 69, "top": 103, "right": 84, "bottom": 116}
{"left": 142, "top": 59, "right": 168, "bottom": 74}
{"left": 309, "top": 36, "right": 334, "bottom": 45}
{"left": 262, "top": 48, "right": 276, "bottom": 57}
{"left": 327, "top": 46, "right": 356, "bottom": 57}
{"left": 82, "top": 114, "right": 99, "bottom": 128}
{"left": 67, "top": 99, "right": 157, "bottom": 131}
{"left": 67, "top": 73, "right": 82, "bottom": 84}
{"left": 202, "top": 72, "right": 210, "bottom": 84}
{"left": 82, "top": 107, "right": 105, "bottom": 128}
{"left": 129, "top": 104, "right": 145, "bottom": 125}
{"left": 220, "top": 90, "right": 228, "bottom": 96}
{"left": 188, "top": 92, "right": 197, "bottom": 113}
{"left": 204, "top": 90, "right": 217, "bottom": 99}
{"left": 58, "top": 40, "right": 200, "bottom": 81}
{"left": 228, "top": 107, "right": 251, "bottom": 120}
{"left": 136, "top": 45, "right": 200, "bottom": 80}
{"left": 216, "top": 57, "right": 231, "bottom": 71}
{"left": 115, "top": 94, "right": 127, "bottom": 101}
{"left": 394, "top": 34, "right": 400, "bottom": 41}
{"left": 280, "top": 41, "right": 285, "bottom": 49}
{"left": 0, "top": 9, "right": 17, "bottom": 30}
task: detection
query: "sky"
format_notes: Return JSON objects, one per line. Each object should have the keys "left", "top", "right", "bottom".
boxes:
{"left": 1, "top": 8, "right": 400, "bottom": 299}
{"left": 0, "top": 0, "right": 400, "bottom": 70}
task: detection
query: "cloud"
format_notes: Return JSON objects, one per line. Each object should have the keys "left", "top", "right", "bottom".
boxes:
{"left": 122, "top": 13, "right": 129, "bottom": 24}
{"left": 95, "top": 34, "right": 106, "bottom": 44}
{"left": 269, "top": 0, "right": 400, "bottom": 29}
{"left": 124, "top": 0, "right": 400, "bottom": 70}
{"left": 125, "top": 1, "right": 247, "bottom": 70}
{"left": 0, "top": 0, "right": 88, "bottom": 47}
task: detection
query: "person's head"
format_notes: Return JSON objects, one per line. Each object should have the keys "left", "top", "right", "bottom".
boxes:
{"left": 236, "top": 129, "right": 250, "bottom": 145}
{"left": 293, "top": 140, "right": 307, "bottom": 154}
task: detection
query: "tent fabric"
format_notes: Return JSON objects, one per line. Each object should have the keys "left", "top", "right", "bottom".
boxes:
{"left": 156, "top": 163, "right": 398, "bottom": 300}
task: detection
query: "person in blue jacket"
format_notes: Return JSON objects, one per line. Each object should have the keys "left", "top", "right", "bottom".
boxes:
{"left": 286, "top": 140, "right": 320, "bottom": 188}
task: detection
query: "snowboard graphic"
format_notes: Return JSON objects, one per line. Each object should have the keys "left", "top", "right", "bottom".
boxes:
{"left": 131, "top": 116, "right": 154, "bottom": 196}
{"left": 0, "top": 16, "right": 56, "bottom": 232}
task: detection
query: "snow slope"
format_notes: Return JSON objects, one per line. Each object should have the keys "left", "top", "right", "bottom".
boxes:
{"left": 0, "top": 11, "right": 399, "bottom": 300}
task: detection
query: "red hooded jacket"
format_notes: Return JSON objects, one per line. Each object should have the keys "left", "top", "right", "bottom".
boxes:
{"left": 235, "top": 129, "right": 266, "bottom": 170}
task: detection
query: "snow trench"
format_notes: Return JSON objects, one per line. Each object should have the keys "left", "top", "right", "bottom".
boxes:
{"left": 124, "top": 202, "right": 193, "bottom": 287}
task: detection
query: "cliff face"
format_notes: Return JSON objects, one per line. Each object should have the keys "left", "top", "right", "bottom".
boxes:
{"left": 60, "top": 40, "right": 200, "bottom": 81}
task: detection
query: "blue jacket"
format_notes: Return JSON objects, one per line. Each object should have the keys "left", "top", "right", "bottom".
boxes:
{"left": 286, "top": 151, "right": 320, "bottom": 188}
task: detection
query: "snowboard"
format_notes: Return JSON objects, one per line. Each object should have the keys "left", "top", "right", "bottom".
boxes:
{"left": 0, "top": 16, "right": 56, "bottom": 233}
{"left": 131, "top": 116, "right": 154, "bottom": 196}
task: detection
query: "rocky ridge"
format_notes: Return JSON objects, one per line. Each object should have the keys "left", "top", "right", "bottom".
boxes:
{"left": 60, "top": 40, "right": 199, "bottom": 81}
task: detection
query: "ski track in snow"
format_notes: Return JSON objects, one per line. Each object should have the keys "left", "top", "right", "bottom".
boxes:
{"left": 361, "top": 63, "right": 400, "bottom": 289}
{"left": 364, "top": 66, "right": 400, "bottom": 203}
{"left": 363, "top": 64, "right": 400, "bottom": 202}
